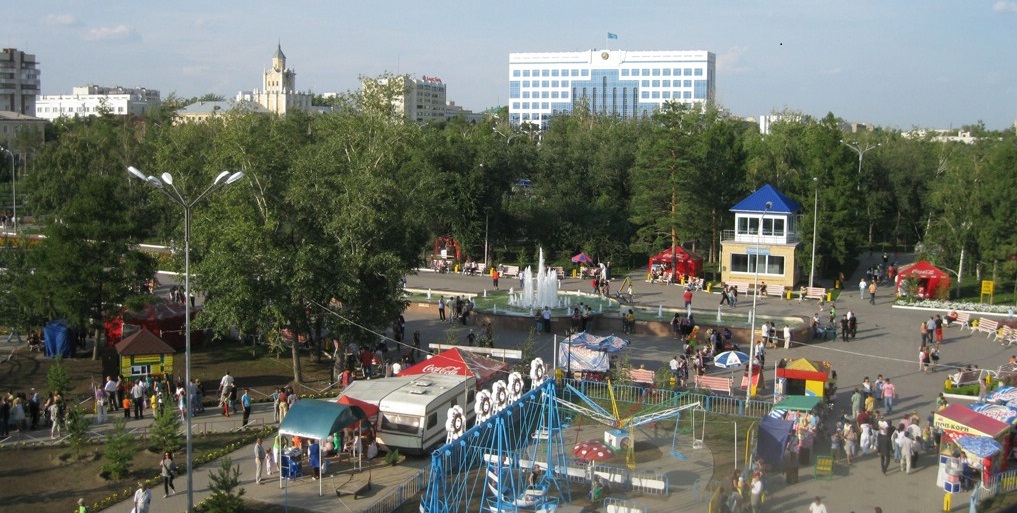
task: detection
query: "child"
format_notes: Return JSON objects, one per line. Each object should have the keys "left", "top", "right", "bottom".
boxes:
{"left": 122, "top": 396, "right": 131, "bottom": 419}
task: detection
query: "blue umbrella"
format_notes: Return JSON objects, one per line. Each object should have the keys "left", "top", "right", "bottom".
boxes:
{"left": 713, "top": 350, "right": 750, "bottom": 369}
{"left": 955, "top": 435, "right": 1003, "bottom": 458}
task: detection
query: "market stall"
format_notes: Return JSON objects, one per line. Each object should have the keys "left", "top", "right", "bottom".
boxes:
{"left": 895, "top": 260, "right": 951, "bottom": 300}
{"left": 647, "top": 246, "right": 703, "bottom": 282}
{"left": 770, "top": 396, "right": 824, "bottom": 467}
{"left": 556, "top": 332, "right": 629, "bottom": 379}
{"left": 934, "top": 403, "right": 1011, "bottom": 489}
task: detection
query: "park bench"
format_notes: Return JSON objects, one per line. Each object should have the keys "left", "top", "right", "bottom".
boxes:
{"left": 977, "top": 319, "right": 1000, "bottom": 341}
{"left": 629, "top": 369, "right": 656, "bottom": 386}
{"left": 501, "top": 265, "right": 521, "bottom": 278}
{"left": 950, "top": 312, "right": 972, "bottom": 331}
{"left": 950, "top": 369, "right": 984, "bottom": 387}
{"left": 800, "top": 287, "right": 827, "bottom": 302}
{"left": 466, "top": 263, "right": 487, "bottom": 276}
{"left": 694, "top": 375, "right": 733, "bottom": 395}
{"left": 1000, "top": 326, "right": 1017, "bottom": 347}
{"left": 553, "top": 266, "right": 565, "bottom": 280}
{"left": 995, "top": 363, "right": 1017, "bottom": 382}
{"left": 724, "top": 282, "right": 751, "bottom": 296}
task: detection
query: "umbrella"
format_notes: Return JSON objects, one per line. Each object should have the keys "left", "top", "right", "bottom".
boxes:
{"left": 955, "top": 435, "right": 1003, "bottom": 458}
{"left": 713, "top": 350, "right": 751, "bottom": 369}
{"left": 573, "top": 440, "right": 615, "bottom": 462}
{"left": 572, "top": 253, "right": 594, "bottom": 264}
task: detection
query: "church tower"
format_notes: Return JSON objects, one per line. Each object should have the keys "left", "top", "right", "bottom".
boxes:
{"left": 245, "top": 42, "right": 310, "bottom": 115}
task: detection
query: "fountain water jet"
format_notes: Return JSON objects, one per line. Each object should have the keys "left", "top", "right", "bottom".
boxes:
{"left": 516, "top": 248, "right": 559, "bottom": 309}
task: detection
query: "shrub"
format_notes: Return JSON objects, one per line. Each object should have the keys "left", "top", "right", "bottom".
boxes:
{"left": 101, "top": 418, "right": 135, "bottom": 480}
{"left": 65, "top": 404, "right": 92, "bottom": 458}
{"left": 204, "top": 456, "right": 245, "bottom": 513}
{"left": 47, "top": 356, "right": 71, "bottom": 396}
{"left": 149, "top": 402, "right": 183, "bottom": 453}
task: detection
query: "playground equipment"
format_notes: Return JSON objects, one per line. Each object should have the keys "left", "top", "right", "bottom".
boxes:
{"left": 420, "top": 360, "right": 570, "bottom": 513}
{"left": 557, "top": 380, "right": 699, "bottom": 470}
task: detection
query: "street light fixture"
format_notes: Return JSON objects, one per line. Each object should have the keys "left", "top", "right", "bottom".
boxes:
{"left": 127, "top": 165, "right": 244, "bottom": 513}
{"left": 0, "top": 145, "right": 15, "bottom": 233}
{"left": 747, "top": 201, "right": 772, "bottom": 401}
{"left": 840, "top": 139, "right": 881, "bottom": 182}
{"left": 809, "top": 177, "right": 819, "bottom": 289}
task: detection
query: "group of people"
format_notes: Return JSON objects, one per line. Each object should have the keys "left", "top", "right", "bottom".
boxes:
{"left": 437, "top": 295, "right": 475, "bottom": 325}
{"left": 0, "top": 388, "right": 56, "bottom": 438}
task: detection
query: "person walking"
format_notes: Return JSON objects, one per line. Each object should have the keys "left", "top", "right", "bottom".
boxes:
{"left": 438, "top": 296, "right": 446, "bottom": 321}
{"left": 899, "top": 432, "right": 915, "bottom": 474}
{"left": 254, "top": 437, "right": 267, "bottom": 484}
{"left": 160, "top": 451, "right": 177, "bottom": 498}
{"left": 809, "top": 496, "right": 828, "bottom": 513}
{"left": 131, "top": 380, "right": 146, "bottom": 419}
{"left": 859, "top": 278, "right": 868, "bottom": 299}
{"left": 877, "top": 424, "right": 894, "bottom": 474}
{"left": 491, "top": 268, "right": 500, "bottom": 290}
{"left": 133, "top": 481, "right": 152, "bottom": 513}
{"left": 241, "top": 388, "right": 252, "bottom": 427}
{"left": 783, "top": 324, "right": 792, "bottom": 349}
{"left": 868, "top": 281, "right": 877, "bottom": 305}
{"left": 882, "top": 379, "right": 897, "bottom": 414}
{"left": 749, "top": 472, "right": 764, "bottom": 513}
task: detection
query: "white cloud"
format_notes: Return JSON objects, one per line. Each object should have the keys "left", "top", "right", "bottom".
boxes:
{"left": 85, "top": 24, "right": 139, "bottom": 42}
{"left": 43, "top": 13, "right": 77, "bottom": 26}
{"left": 717, "top": 45, "right": 751, "bottom": 74}
{"left": 819, "top": 67, "right": 842, "bottom": 75}
{"left": 993, "top": 1, "right": 1017, "bottom": 12}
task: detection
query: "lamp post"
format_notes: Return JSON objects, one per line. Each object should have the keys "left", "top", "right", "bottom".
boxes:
{"left": 0, "top": 146, "right": 14, "bottom": 233}
{"left": 127, "top": 166, "right": 244, "bottom": 513}
{"left": 747, "top": 201, "right": 772, "bottom": 401}
{"left": 840, "top": 140, "right": 881, "bottom": 177}
{"left": 809, "top": 177, "right": 819, "bottom": 289}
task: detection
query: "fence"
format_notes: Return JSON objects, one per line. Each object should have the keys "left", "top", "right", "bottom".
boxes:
{"left": 604, "top": 497, "right": 649, "bottom": 513}
{"left": 562, "top": 379, "right": 773, "bottom": 418}
{"left": 970, "top": 467, "right": 1017, "bottom": 512}
{"left": 360, "top": 469, "right": 428, "bottom": 513}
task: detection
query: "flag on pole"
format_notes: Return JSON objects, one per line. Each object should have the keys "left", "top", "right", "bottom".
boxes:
{"left": 607, "top": 32, "right": 619, "bottom": 39}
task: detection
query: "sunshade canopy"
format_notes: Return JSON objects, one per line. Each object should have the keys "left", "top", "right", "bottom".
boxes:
{"left": 398, "top": 347, "right": 508, "bottom": 385}
{"left": 278, "top": 399, "right": 367, "bottom": 440}
{"left": 772, "top": 395, "right": 823, "bottom": 413}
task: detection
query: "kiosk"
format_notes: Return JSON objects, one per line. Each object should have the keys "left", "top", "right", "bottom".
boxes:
{"left": 775, "top": 358, "right": 832, "bottom": 400}
{"left": 934, "top": 404, "right": 1011, "bottom": 490}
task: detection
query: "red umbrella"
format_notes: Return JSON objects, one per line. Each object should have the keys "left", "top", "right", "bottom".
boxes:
{"left": 573, "top": 440, "right": 615, "bottom": 462}
{"left": 571, "top": 253, "right": 594, "bottom": 264}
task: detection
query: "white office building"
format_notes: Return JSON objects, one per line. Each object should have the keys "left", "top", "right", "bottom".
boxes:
{"left": 508, "top": 49, "right": 715, "bottom": 127}
{"left": 35, "top": 85, "right": 161, "bottom": 120}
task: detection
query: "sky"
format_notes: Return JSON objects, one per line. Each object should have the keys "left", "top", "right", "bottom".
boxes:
{"left": 5, "top": 1, "right": 1017, "bottom": 130}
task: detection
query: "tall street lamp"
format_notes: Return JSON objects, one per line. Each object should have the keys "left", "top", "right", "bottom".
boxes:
{"left": 809, "top": 177, "right": 819, "bottom": 289}
{"left": 840, "top": 140, "right": 881, "bottom": 177}
{"left": 747, "top": 201, "right": 772, "bottom": 401}
{"left": 127, "top": 165, "right": 244, "bottom": 513}
{"left": 0, "top": 145, "right": 14, "bottom": 233}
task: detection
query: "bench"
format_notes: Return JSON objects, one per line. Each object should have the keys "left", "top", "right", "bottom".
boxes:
{"left": 501, "top": 265, "right": 521, "bottom": 278}
{"left": 724, "top": 282, "right": 751, "bottom": 296}
{"left": 629, "top": 369, "right": 656, "bottom": 386}
{"left": 977, "top": 319, "right": 1000, "bottom": 341}
{"left": 694, "top": 375, "right": 733, "bottom": 395}
{"left": 800, "top": 287, "right": 827, "bottom": 301}
{"left": 949, "top": 312, "right": 972, "bottom": 331}
{"left": 951, "top": 369, "right": 984, "bottom": 387}
{"left": 1002, "top": 326, "right": 1017, "bottom": 347}
{"left": 465, "top": 263, "right": 487, "bottom": 276}
{"left": 814, "top": 454, "right": 834, "bottom": 480}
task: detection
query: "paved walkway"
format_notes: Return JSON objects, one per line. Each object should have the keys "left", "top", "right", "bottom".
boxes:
{"left": 405, "top": 254, "right": 1007, "bottom": 513}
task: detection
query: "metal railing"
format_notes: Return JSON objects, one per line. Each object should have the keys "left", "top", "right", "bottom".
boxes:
{"left": 561, "top": 379, "right": 773, "bottom": 418}
{"left": 360, "top": 468, "right": 428, "bottom": 513}
{"left": 603, "top": 497, "right": 648, "bottom": 513}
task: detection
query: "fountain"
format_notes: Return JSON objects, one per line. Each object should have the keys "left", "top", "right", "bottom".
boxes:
{"left": 657, "top": 305, "right": 663, "bottom": 318}
{"left": 515, "top": 248, "right": 559, "bottom": 309}
{"left": 427, "top": 288, "right": 432, "bottom": 300}
{"left": 717, "top": 306, "right": 723, "bottom": 323}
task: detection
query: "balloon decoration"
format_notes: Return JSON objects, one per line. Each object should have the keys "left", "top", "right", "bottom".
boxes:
{"left": 445, "top": 405, "right": 466, "bottom": 442}
{"left": 475, "top": 389, "right": 494, "bottom": 423}
{"left": 493, "top": 380, "right": 509, "bottom": 411}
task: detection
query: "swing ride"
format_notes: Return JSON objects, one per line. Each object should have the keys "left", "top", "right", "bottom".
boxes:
{"left": 557, "top": 379, "right": 701, "bottom": 470}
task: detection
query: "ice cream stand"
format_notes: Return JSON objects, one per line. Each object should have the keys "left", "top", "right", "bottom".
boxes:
{"left": 934, "top": 403, "right": 1011, "bottom": 492}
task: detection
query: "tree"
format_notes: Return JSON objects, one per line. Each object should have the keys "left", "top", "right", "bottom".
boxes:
{"left": 100, "top": 418, "right": 135, "bottom": 480}
{"left": 47, "top": 356, "right": 71, "bottom": 396}
{"left": 65, "top": 404, "right": 92, "bottom": 458}
{"left": 204, "top": 456, "right": 245, "bottom": 513}
{"left": 149, "top": 402, "right": 183, "bottom": 453}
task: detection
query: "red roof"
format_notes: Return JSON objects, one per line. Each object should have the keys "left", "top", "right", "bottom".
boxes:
{"left": 935, "top": 403, "right": 1011, "bottom": 438}
{"left": 398, "top": 348, "right": 509, "bottom": 385}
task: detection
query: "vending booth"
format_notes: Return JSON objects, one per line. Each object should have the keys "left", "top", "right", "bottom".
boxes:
{"left": 934, "top": 404, "right": 1011, "bottom": 490}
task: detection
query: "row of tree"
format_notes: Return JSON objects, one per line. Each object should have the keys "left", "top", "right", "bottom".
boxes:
{"left": 1, "top": 83, "right": 1014, "bottom": 380}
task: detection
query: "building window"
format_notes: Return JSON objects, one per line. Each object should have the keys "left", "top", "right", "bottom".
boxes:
{"left": 730, "top": 254, "right": 785, "bottom": 275}
{"left": 652, "top": 69, "right": 660, "bottom": 76}
{"left": 522, "top": 102, "right": 529, "bottom": 109}
{"left": 562, "top": 91, "right": 569, "bottom": 99}
{"left": 694, "top": 80, "right": 708, "bottom": 99}
{"left": 663, "top": 91, "right": 671, "bottom": 99}
{"left": 684, "top": 80, "right": 692, "bottom": 87}
{"left": 542, "top": 102, "right": 549, "bottom": 109}
{"left": 551, "top": 70, "right": 559, "bottom": 77}
{"left": 663, "top": 69, "right": 671, "bottom": 76}
{"left": 762, "top": 218, "right": 785, "bottom": 237}
{"left": 551, "top": 91, "right": 559, "bottom": 98}
{"left": 523, "top": 80, "right": 530, "bottom": 87}
{"left": 652, "top": 80, "right": 660, "bottom": 87}
{"left": 541, "top": 70, "right": 549, "bottom": 77}
{"left": 522, "top": 92, "right": 530, "bottom": 99}
{"left": 621, "top": 69, "right": 630, "bottom": 77}
{"left": 737, "top": 217, "right": 760, "bottom": 236}
{"left": 571, "top": 69, "right": 579, "bottom": 76}
{"left": 684, "top": 91, "right": 692, "bottom": 99}
{"left": 641, "top": 91, "right": 649, "bottom": 99}
{"left": 513, "top": 70, "right": 521, "bottom": 77}
{"left": 542, "top": 80, "right": 549, "bottom": 87}
{"left": 581, "top": 70, "right": 589, "bottom": 76}
{"left": 695, "top": 68, "right": 703, "bottom": 76}
{"left": 541, "top": 92, "right": 549, "bottom": 98}
{"left": 523, "top": 70, "right": 530, "bottom": 77}
{"left": 651, "top": 91, "right": 660, "bottom": 99}
{"left": 663, "top": 80, "right": 671, "bottom": 87}
{"left": 562, "top": 81, "right": 569, "bottom": 87}
{"left": 641, "top": 80, "right": 649, "bottom": 87}
{"left": 642, "top": 68, "right": 650, "bottom": 76}
{"left": 684, "top": 68, "right": 692, "bottom": 76}
{"left": 551, "top": 80, "right": 559, "bottom": 87}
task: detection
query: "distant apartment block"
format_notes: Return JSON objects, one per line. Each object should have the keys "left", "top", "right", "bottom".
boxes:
{"left": 0, "top": 111, "right": 45, "bottom": 148}
{"left": 236, "top": 44, "right": 313, "bottom": 115}
{"left": 35, "top": 85, "right": 161, "bottom": 120}
{"left": 1, "top": 48, "right": 41, "bottom": 116}
{"left": 508, "top": 49, "right": 716, "bottom": 127}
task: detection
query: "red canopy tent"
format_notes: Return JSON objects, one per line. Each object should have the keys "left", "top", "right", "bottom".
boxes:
{"left": 648, "top": 246, "right": 703, "bottom": 280}
{"left": 336, "top": 394, "right": 380, "bottom": 429}
{"left": 397, "top": 347, "right": 508, "bottom": 386}
{"left": 895, "top": 260, "right": 951, "bottom": 299}
{"left": 103, "top": 300, "right": 203, "bottom": 350}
